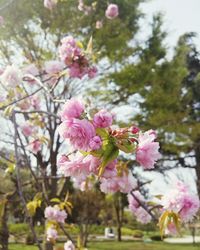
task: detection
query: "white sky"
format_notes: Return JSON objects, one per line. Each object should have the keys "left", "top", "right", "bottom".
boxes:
{"left": 140, "top": 0, "right": 200, "bottom": 53}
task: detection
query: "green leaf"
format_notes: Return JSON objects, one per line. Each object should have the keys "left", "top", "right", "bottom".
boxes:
{"left": 0, "top": 199, "right": 7, "bottom": 218}
{"left": 86, "top": 36, "right": 93, "bottom": 55}
{"left": 27, "top": 201, "right": 39, "bottom": 217}
{"left": 50, "top": 198, "right": 61, "bottom": 203}
{"left": 96, "top": 128, "right": 109, "bottom": 140}
{"left": 5, "top": 163, "right": 15, "bottom": 174}
{"left": 3, "top": 105, "right": 14, "bottom": 117}
{"left": 33, "top": 192, "right": 42, "bottom": 201}
{"left": 116, "top": 139, "right": 135, "bottom": 153}
{"left": 155, "top": 195, "right": 163, "bottom": 200}
{"left": 98, "top": 142, "right": 119, "bottom": 177}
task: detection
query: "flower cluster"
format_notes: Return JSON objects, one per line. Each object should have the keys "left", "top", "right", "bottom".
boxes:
{"left": 45, "top": 205, "right": 67, "bottom": 223}
{"left": 59, "top": 36, "right": 97, "bottom": 79}
{"left": 161, "top": 181, "right": 200, "bottom": 223}
{"left": 44, "top": 205, "right": 67, "bottom": 241}
{"left": 57, "top": 98, "right": 161, "bottom": 195}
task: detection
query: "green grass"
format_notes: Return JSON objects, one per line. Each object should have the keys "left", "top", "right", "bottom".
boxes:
{"left": 88, "top": 241, "right": 200, "bottom": 250}
{"left": 9, "top": 241, "right": 200, "bottom": 250}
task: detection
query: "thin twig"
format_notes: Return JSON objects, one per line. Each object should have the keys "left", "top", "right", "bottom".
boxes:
{"left": 130, "top": 189, "right": 157, "bottom": 222}
{"left": 0, "top": 87, "right": 43, "bottom": 111}
{"left": 12, "top": 111, "right": 42, "bottom": 250}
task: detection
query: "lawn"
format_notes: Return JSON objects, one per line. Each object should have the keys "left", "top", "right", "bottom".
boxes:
{"left": 9, "top": 241, "right": 200, "bottom": 250}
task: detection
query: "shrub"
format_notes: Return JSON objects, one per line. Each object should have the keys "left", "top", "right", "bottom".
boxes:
{"left": 132, "top": 230, "right": 144, "bottom": 238}
{"left": 150, "top": 235, "right": 165, "bottom": 241}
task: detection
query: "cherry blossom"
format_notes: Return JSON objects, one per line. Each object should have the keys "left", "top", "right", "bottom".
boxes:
{"left": 60, "top": 98, "right": 85, "bottom": 121}
{"left": 136, "top": 130, "right": 161, "bottom": 169}
{"left": 161, "top": 181, "right": 200, "bottom": 222}
{"left": 64, "top": 240, "right": 75, "bottom": 250}
{"left": 1, "top": 65, "right": 21, "bottom": 87}
{"left": 46, "top": 227, "right": 58, "bottom": 241}
{"left": 93, "top": 109, "right": 113, "bottom": 128}
{"left": 58, "top": 118, "right": 95, "bottom": 151}
{"left": 44, "top": 0, "right": 57, "bottom": 10}
{"left": 45, "top": 206, "right": 67, "bottom": 223}
{"left": 105, "top": 4, "right": 119, "bottom": 19}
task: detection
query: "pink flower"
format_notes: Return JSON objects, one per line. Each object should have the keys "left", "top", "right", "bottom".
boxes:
{"left": 57, "top": 155, "right": 69, "bottom": 165}
{"left": 58, "top": 119, "right": 95, "bottom": 151}
{"left": 30, "top": 95, "right": 40, "bottom": 110}
{"left": 45, "top": 206, "right": 67, "bottom": 223}
{"left": 100, "top": 177, "right": 119, "bottom": 193}
{"left": 96, "top": 20, "right": 103, "bottom": 29}
{"left": 69, "top": 60, "right": 89, "bottom": 79}
{"left": 134, "top": 207, "right": 152, "bottom": 224}
{"left": 89, "top": 136, "right": 102, "bottom": 150}
{"left": 46, "top": 227, "right": 58, "bottom": 241}
{"left": 59, "top": 36, "right": 97, "bottom": 79}
{"left": 78, "top": 0, "right": 84, "bottom": 11}
{"left": 165, "top": 222, "right": 178, "bottom": 235}
{"left": 1, "top": 65, "right": 21, "bottom": 87}
{"left": 28, "top": 139, "right": 41, "bottom": 154}
{"left": 101, "top": 160, "right": 117, "bottom": 179}
{"left": 60, "top": 99, "right": 85, "bottom": 121}
{"left": 0, "top": 16, "right": 4, "bottom": 26}
{"left": 44, "top": 0, "right": 57, "bottom": 10}
{"left": 73, "top": 176, "right": 94, "bottom": 192}
{"left": 130, "top": 126, "right": 140, "bottom": 134}
{"left": 22, "top": 64, "right": 39, "bottom": 85}
{"left": 128, "top": 192, "right": 152, "bottom": 224}
{"left": 18, "top": 99, "right": 31, "bottom": 111}
{"left": 57, "top": 154, "right": 91, "bottom": 178}
{"left": 21, "top": 122, "right": 34, "bottom": 137}
{"left": 136, "top": 130, "right": 161, "bottom": 169}
{"left": 88, "top": 66, "right": 97, "bottom": 78}
{"left": 64, "top": 241, "right": 75, "bottom": 250}
{"left": 93, "top": 110, "right": 113, "bottom": 128}
{"left": 59, "top": 36, "right": 81, "bottom": 65}
{"left": 161, "top": 182, "right": 200, "bottom": 222}
{"left": 100, "top": 172, "right": 133, "bottom": 194}
{"left": 105, "top": 4, "right": 119, "bottom": 19}
{"left": 128, "top": 191, "right": 144, "bottom": 212}
{"left": 45, "top": 60, "right": 64, "bottom": 74}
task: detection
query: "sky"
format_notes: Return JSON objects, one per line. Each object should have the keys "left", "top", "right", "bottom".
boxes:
{"left": 139, "top": 0, "right": 200, "bottom": 55}
{"left": 115, "top": 0, "right": 200, "bottom": 193}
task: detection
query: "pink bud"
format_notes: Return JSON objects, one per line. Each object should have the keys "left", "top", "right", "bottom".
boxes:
{"left": 105, "top": 4, "right": 119, "bottom": 20}
{"left": 130, "top": 126, "right": 140, "bottom": 134}
{"left": 0, "top": 16, "right": 4, "bottom": 26}
{"left": 44, "top": 0, "right": 57, "bottom": 10}
{"left": 96, "top": 20, "right": 103, "bottom": 29}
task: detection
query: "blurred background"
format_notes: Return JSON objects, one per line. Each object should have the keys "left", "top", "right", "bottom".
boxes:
{"left": 0, "top": 0, "right": 200, "bottom": 249}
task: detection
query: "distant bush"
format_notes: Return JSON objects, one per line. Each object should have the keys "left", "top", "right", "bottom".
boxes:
{"left": 9, "top": 223, "right": 44, "bottom": 236}
{"left": 9, "top": 223, "right": 28, "bottom": 235}
{"left": 121, "top": 227, "right": 135, "bottom": 236}
{"left": 132, "top": 230, "right": 144, "bottom": 238}
{"left": 25, "top": 233, "right": 35, "bottom": 245}
{"left": 150, "top": 235, "right": 165, "bottom": 241}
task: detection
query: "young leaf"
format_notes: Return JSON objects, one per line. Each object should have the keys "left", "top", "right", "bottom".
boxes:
{"left": 98, "top": 142, "right": 119, "bottom": 177}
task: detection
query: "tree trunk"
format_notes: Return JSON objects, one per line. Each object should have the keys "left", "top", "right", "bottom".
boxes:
{"left": 44, "top": 242, "right": 53, "bottom": 250}
{"left": 50, "top": 152, "right": 57, "bottom": 198}
{"left": 195, "top": 142, "right": 200, "bottom": 198}
{"left": 115, "top": 196, "right": 122, "bottom": 242}
{"left": 117, "top": 225, "right": 122, "bottom": 242}
{"left": 0, "top": 203, "right": 9, "bottom": 250}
